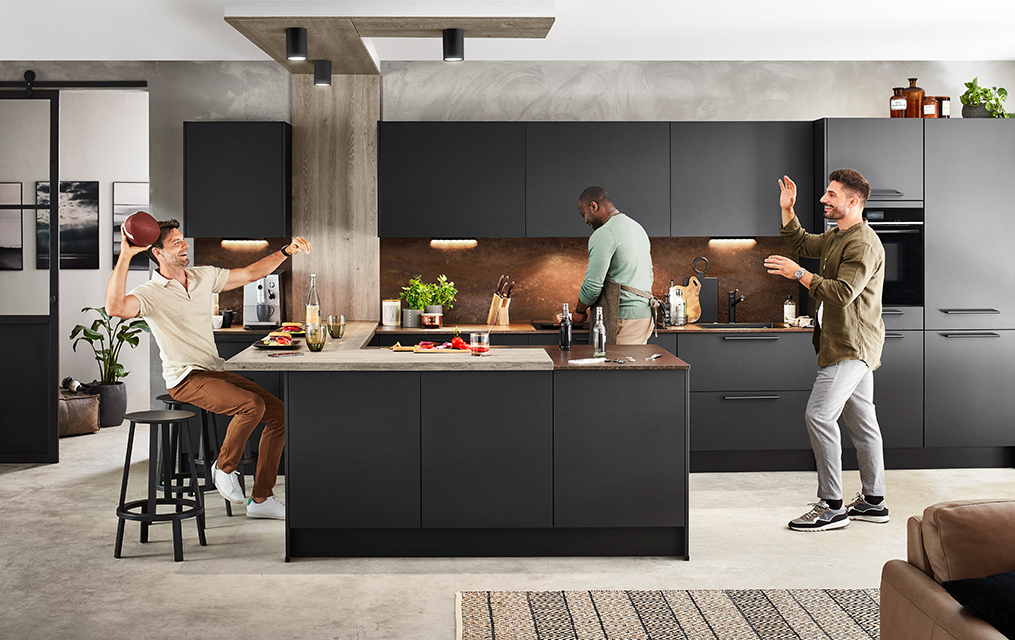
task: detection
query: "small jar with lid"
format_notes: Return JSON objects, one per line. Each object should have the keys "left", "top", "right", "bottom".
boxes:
{"left": 937, "top": 96, "right": 951, "bottom": 118}
{"left": 889, "top": 88, "right": 906, "bottom": 118}
{"left": 922, "top": 95, "right": 939, "bottom": 118}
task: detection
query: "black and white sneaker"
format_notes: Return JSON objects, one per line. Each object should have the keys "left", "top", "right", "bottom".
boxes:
{"left": 789, "top": 500, "right": 850, "bottom": 532}
{"left": 845, "top": 493, "right": 890, "bottom": 523}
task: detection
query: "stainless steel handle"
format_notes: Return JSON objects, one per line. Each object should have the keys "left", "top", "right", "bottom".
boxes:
{"left": 722, "top": 336, "right": 779, "bottom": 341}
{"left": 881, "top": 310, "right": 905, "bottom": 316}
{"left": 941, "top": 333, "right": 1001, "bottom": 338}
{"left": 870, "top": 189, "right": 904, "bottom": 198}
{"left": 940, "top": 309, "right": 1001, "bottom": 314}
{"left": 885, "top": 333, "right": 906, "bottom": 339}
{"left": 723, "top": 395, "right": 781, "bottom": 400}
{"left": 866, "top": 221, "right": 923, "bottom": 226}
{"left": 872, "top": 229, "right": 920, "bottom": 235}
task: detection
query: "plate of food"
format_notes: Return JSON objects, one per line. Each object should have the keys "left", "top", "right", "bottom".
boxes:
{"left": 255, "top": 332, "right": 302, "bottom": 350}
{"left": 277, "top": 322, "right": 305, "bottom": 337}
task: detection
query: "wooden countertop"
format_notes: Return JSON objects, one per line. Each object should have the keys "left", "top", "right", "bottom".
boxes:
{"left": 376, "top": 321, "right": 810, "bottom": 335}
{"left": 544, "top": 345, "right": 689, "bottom": 370}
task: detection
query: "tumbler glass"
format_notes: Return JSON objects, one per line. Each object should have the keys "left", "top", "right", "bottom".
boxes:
{"left": 327, "top": 314, "right": 345, "bottom": 339}
{"left": 306, "top": 324, "right": 327, "bottom": 351}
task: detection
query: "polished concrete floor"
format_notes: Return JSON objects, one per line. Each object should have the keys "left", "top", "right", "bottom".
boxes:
{"left": 2, "top": 425, "right": 1013, "bottom": 639}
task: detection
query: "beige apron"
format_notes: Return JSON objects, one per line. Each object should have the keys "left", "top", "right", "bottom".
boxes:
{"left": 592, "top": 277, "right": 659, "bottom": 344}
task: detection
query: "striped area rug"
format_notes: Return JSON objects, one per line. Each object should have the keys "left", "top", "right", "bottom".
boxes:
{"left": 456, "top": 589, "right": 880, "bottom": 640}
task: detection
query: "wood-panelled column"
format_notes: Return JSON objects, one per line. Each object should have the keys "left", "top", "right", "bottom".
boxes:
{"left": 291, "top": 74, "right": 380, "bottom": 321}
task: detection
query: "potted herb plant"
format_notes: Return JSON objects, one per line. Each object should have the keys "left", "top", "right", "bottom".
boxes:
{"left": 399, "top": 275, "right": 430, "bottom": 328}
{"left": 425, "top": 274, "right": 458, "bottom": 315}
{"left": 960, "top": 77, "right": 1012, "bottom": 118}
{"left": 70, "top": 306, "right": 150, "bottom": 427}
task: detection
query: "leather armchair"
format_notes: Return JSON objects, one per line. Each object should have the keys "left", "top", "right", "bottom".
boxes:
{"left": 880, "top": 498, "right": 1015, "bottom": 640}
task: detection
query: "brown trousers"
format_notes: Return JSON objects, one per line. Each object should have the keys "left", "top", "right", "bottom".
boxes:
{"left": 169, "top": 370, "right": 285, "bottom": 500}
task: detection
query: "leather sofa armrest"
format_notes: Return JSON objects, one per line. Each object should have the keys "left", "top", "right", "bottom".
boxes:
{"left": 881, "top": 559, "right": 1006, "bottom": 640}
{"left": 906, "top": 515, "right": 932, "bottom": 577}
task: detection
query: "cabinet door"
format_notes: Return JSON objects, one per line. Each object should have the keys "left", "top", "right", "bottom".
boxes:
{"left": 925, "top": 120, "right": 1015, "bottom": 330}
{"left": 925, "top": 330, "right": 1015, "bottom": 447}
{"left": 287, "top": 372, "right": 422, "bottom": 528}
{"left": 678, "top": 332, "right": 817, "bottom": 392}
{"left": 421, "top": 371, "right": 552, "bottom": 527}
{"left": 526, "top": 122, "right": 670, "bottom": 237}
{"left": 378, "top": 122, "right": 525, "bottom": 238}
{"left": 691, "top": 391, "right": 811, "bottom": 451}
{"left": 554, "top": 369, "right": 686, "bottom": 527}
{"left": 184, "top": 121, "right": 292, "bottom": 238}
{"left": 822, "top": 118, "right": 923, "bottom": 204}
{"left": 671, "top": 122, "right": 813, "bottom": 237}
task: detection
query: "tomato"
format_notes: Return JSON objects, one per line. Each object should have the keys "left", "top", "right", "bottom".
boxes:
{"left": 450, "top": 336, "right": 468, "bottom": 350}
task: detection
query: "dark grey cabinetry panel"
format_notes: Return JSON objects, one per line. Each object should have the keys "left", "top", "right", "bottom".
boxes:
{"left": 925, "top": 120, "right": 1015, "bottom": 330}
{"left": 378, "top": 122, "right": 526, "bottom": 238}
{"left": 184, "top": 121, "right": 292, "bottom": 238}
{"left": 525, "top": 122, "right": 671, "bottom": 237}
{"left": 214, "top": 334, "right": 283, "bottom": 471}
{"left": 421, "top": 371, "right": 553, "bottom": 527}
{"left": 692, "top": 391, "right": 811, "bottom": 450}
{"left": 647, "top": 332, "right": 677, "bottom": 354}
{"left": 679, "top": 332, "right": 816, "bottom": 392}
{"left": 881, "top": 306, "right": 923, "bottom": 331}
{"left": 287, "top": 372, "right": 421, "bottom": 528}
{"left": 554, "top": 369, "right": 686, "bottom": 527}
{"left": 671, "top": 122, "right": 814, "bottom": 237}
{"left": 819, "top": 118, "right": 924, "bottom": 205}
{"left": 925, "top": 330, "right": 1015, "bottom": 447}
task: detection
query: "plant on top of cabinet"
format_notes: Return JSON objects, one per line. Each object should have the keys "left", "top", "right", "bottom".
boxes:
{"left": 959, "top": 77, "right": 1012, "bottom": 118}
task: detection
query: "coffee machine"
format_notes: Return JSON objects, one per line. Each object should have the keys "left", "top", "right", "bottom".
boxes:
{"left": 243, "top": 272, "right": 284, "bottom": 329}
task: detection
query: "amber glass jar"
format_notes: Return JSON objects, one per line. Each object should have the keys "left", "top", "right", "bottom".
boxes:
{"left": 889, "top": 88, "right": 907, "bottom": 118}
{"left": 901, "top": 78, "right": 925, "bottom": 118}
{"left": 922, "top": 95, "right": 939, "bottom": 118}
{"left": 938, "top": 96, "right": 951, "bottom": 118}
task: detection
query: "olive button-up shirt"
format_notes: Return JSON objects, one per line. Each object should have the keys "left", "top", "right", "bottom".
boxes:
{"left": 780, "top": 216, "right": 885, "bottom": 370}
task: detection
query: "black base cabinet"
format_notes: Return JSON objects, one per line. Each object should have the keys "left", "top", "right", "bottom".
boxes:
{"left": 846, "top": 330, "right": 923, "bottom": 449}
{"left": 215, "top": 334, "right": 283, "bottom": 473}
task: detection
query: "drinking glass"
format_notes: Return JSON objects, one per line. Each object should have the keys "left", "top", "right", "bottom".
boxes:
{"left": 306, "top": 324, "right": 327, "bottom": 351}
{"left": 327, "top": 314, "right": 345, "bottom": 339}
{"left": 470, "top": 332, "right": 490, "bottom": 356}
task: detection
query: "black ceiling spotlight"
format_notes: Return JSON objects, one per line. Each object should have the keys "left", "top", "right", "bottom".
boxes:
{"left": 286, "top": 27, "right": 308, "bottom": 61}
{"left": 443, "top": 28, "right": 464, "bottom": 62}
{"left": 314, "top": 60, "right": 332, "bottom": 86}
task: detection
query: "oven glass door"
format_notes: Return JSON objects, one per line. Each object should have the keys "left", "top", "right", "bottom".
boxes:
{"left": 869, "top": 223, "right": 923, "bottom": 306}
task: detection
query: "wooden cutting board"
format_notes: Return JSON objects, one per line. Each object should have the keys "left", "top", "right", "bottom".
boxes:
{"left": 682, "top": 275, "right": 702, "bottom": 323}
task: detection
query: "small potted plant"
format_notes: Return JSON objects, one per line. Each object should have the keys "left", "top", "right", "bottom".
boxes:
{"left": 70, "top": 306, "right": 150, "bottom": 427}
{"left": 399, "top": 275, "right": 430, "bottom": 328}
{"left": 960, "top": 77, "right": 1012, "bottom": 118}
{"left": 426, "top": 274, "right": 458, "bottom": 315}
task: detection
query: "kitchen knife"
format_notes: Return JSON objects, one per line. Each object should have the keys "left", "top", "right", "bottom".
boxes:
{"left": 505, "top": 282, "right": 514, "bottom": 298}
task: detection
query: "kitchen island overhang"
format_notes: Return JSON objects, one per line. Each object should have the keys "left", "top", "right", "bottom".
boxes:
{"left": 227, "top": 323, "right": 689, "bottom": 560}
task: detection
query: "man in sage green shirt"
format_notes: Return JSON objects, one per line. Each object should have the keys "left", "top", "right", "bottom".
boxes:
{"left": 764, "top": 169, "right": 888, "bottom": 532}
{"left": 567, "top": 186, "right": 654, "bottom": 345}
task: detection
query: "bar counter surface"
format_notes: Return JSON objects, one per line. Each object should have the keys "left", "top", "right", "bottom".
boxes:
{"left": 225, "top": 321, "right": 689, "bottom": 561}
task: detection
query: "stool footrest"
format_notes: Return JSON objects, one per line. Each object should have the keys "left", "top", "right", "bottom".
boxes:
{"left": 117, "top": 498, "right": 205, "bottom": 523}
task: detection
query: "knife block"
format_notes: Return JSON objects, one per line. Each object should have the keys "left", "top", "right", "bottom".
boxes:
{"left": 486, "top": 294, "right": 503, "bottom": 325}
{"left": 497, "top": 300, "right": 511, "bottom": 326}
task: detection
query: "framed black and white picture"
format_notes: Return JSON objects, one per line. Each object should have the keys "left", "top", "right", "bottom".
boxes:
{"left": 0, "top": 182, "right": 23, "bottom": 271}
{"left": 112, "top": 182, "right": 151, "bottom": 270}
{"left": 36, "top": 181, "right": 100, "bottom": 270}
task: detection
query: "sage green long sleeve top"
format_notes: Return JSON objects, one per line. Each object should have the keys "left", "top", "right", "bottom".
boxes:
{"left": 578, "top": 213, "right": 654, "bottom": 319}
{"left": 780, "top": 216, "right": 885, "bottom": 370}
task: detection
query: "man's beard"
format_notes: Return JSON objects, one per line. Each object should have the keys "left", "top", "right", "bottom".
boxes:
{"left": 823, "top": 203, "right": 847, "bottom": 220}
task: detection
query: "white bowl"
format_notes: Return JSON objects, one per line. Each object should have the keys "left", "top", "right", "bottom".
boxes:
{"left": 212, "top": 315, "right": 224, "bottom": 329}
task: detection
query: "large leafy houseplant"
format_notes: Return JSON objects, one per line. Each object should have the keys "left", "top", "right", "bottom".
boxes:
{"left": 960, "top": 77, "right": 1011, "bottom": 118}
{"left": 70, "top": 306, "right": 150, "bottom": 385}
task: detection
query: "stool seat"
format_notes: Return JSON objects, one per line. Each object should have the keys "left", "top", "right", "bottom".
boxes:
{"left": 125, "top": 409, "right": 195, "bottom": 422}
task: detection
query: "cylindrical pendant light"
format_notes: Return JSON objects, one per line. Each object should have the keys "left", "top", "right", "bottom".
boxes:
{"left": 286, "top": 27, "right": 308, "bottom": 61}
{"left": 314, "top": 60, "right": 332, "bottom": 86}
{"left": 443, "top": 28, "right": 464, "bottom": 62}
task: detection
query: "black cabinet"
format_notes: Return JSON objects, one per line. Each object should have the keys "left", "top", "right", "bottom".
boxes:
{"left": 525, "top": 122, "right": 670, "bottom": 237}
{"left": 925, "top": 330, "right": 1015, "bottom": 447}
{"left": 215, "top": 334, "right": 283, "bottom": 472}
{"left": 817, "top": 118, "right": 924, "bottom": 206}
{"left": 378, "top": 122, "right": 525, "bottom": 238}
{"left": 421, "top": 371, "right": 553, "bottom": 528}
{"left": 692, "top": 391, "right": 811, "bottom": 450}
{"left": 670, "top": 122, "right": 813, "bottom": 237}
{"left": 184, "top": 121, "right": 291, "bottom": 238}
{"left": 287, "top": 372, "right": 421, "bottom": 528}
{"left": 925, "top": 120, "right": 1015, "bottom": 330}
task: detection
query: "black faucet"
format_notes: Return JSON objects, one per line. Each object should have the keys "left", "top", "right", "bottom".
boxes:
{"left": 728, "top": 290, "right": 745, "bottom": 323}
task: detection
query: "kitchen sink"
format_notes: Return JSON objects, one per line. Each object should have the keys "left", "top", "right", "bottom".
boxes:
{"left": 692, "top": 322, "right": 775, "bottom": 329}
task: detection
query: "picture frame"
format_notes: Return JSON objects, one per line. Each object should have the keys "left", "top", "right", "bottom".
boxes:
{"left": 36, "top": 181, "right": 100, "bottom": 270}
{"left": 112, "top": 182, "right": 151, "bottom": 270}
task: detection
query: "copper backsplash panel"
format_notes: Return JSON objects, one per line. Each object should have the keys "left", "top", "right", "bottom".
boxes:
{"left": 194, "top": 238, "right": 294, "bottom": 325}
{"left": 381, "top": 237, "right": 802, "bottom": 325}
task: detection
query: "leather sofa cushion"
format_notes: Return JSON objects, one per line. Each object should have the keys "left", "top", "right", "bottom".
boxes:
{"left": 922, "top": 499, "right": 1015, "bottom": 584}
{"left": 943, "top": 570, "right": 1015, "bottom": 638}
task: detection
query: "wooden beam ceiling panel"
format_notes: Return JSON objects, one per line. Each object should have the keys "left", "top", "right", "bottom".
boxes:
{"left": 225, "top": 16, "right": 379, "bottom": 75}
{"left": 351, "top": 16, "right": 554, "bottom": 38}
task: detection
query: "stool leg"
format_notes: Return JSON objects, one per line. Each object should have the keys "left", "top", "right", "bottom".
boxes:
{"left": 172, "top": 520, "right": 183, "bottom": 562}
{"left": 114, "top": 421, "right": 137, "bottom": 559}
{"left": 142, "top": 423, "right": 158, "bottom": 544}
{"left": 181, "top": 420, "right": 207, "bottom": 547}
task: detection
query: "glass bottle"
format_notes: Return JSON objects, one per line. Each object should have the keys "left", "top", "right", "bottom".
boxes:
{"left": 889, "top": 87, "right": 907, "bottom": 118}
{"left": 922, "top": 95, "right": 939, "bottom": 118}
{"left": 306, "top": 273, "right": 321, "bottom": 326}
{"left": 784, "top": 294, "right": 797, "bottom": 323}
{"left": 901, "top": 78, "right": 925, "bottom": 119}
{"left": 673, "top": 288, "right": 686, "bottom": 326}
{"left": 938, "top": 96, "right": 951, "bottom": 118}
{"left": 559, "top": 303, "right": 572, "bottom": 351}
{"left": 592, "top": 307, "right": 606, "bottom": 357}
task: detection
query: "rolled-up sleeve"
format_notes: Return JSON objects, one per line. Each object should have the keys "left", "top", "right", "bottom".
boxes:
{"left": 780, "top": 217, "right": 826, "bottom": 259}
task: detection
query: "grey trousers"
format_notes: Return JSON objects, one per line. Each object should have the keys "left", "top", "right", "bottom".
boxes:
{"left": 804, "top": 359, "right": 886, "bottom": 502}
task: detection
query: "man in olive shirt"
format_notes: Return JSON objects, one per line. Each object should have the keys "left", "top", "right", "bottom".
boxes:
{"left": 568, "top": 186, "right": 655, "bottom": 345}
{"left": 764, "top": 170, "right": 888, "bottom": 532}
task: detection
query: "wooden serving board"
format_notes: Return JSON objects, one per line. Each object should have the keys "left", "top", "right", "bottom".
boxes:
{"left": 413, "top": 346, "right": 471, "bottom": 354}
{"left": 682, "top": 275, "right": 702, "bottom": 324}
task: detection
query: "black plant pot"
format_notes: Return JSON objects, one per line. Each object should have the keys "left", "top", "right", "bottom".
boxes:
{"left": 962, "top": 104, "right": 992, "bottom": 118}
{"left": 92, "top": 382, "right": 128, "bottom": 427}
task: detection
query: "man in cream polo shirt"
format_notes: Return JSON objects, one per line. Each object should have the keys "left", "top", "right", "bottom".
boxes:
{"left": 105, "top": 219, "right": 311, "bottom": 520}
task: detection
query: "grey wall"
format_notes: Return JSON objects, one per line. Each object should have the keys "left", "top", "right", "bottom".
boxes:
{"left": 381, "top": 60, "right": 1015, "bottom": 121}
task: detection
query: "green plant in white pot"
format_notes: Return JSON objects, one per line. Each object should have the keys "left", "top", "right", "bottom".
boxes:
{"left": 960, "top": 77, "right": 1012, "bottom": 118}
{"left": 70, "top": 306, "right": 149, "bottom": 427}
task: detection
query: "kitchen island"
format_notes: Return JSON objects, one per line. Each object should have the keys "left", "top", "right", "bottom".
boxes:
{"left": 227, "top": 324, "right": 689, "bottom": 560}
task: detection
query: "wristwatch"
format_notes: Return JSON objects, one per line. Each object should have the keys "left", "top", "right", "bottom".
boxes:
{"left": 281, "top": 244, "right": 293, "bottom": 257}
{"left": 794, "top": 268, "right": 806, "bottom": 280}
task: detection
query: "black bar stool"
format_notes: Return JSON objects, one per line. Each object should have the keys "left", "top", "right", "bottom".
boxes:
{"left": 115, "top": 410, "right": 207, "bottom": 562}
{"left": 157, "top": 393, "right": 256, "bottom": 516}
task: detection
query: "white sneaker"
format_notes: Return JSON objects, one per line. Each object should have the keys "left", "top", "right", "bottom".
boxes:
{"left": 211, "top": 460, "right": 246, "bottom": 504}
{"left": 246, "top": 495, "right": 286, "bottom": 520}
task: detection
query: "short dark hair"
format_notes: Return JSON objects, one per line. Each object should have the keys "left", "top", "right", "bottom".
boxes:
{"left": 143, "top": 219, "right": 180, "bottom": 264}
{"left": 828, "top": 168, "right": 871, "bottom": 204}
{"left": 578, "top": 186, "right": 612, "bottom": 209}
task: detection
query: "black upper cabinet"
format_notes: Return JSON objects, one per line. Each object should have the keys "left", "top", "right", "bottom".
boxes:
{"left": 184, "top": 121, "right": 292, "bottom": 238}
{"left": 671, "top": 122, "right": 814, "bottom": 237}
{"left": 526, "top": 122, "right": 671, "bottom": 237}
{"left": 378, "top": 122, "right": 525, "bottom": 238}
{"left": 818, "top": 118, "right": 923, "bottom": 206}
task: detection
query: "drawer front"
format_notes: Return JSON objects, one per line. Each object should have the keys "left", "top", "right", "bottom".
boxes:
{"left": 880, "top": 306, "right": 923, "bottom": 330}
{"left": 691, "top": 390, "right": 812, "bottom": 451}
{"left": 679, "top": 332, "right": 817, "bottom": 391}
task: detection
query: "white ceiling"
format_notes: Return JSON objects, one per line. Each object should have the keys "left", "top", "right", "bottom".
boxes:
{"left": 3, "top": 0, "right": 1015, "bottom": 63}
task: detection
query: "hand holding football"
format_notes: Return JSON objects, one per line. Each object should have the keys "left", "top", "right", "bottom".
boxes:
{"left": 122, "top": 211, "right": 160, "bottom": 247}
